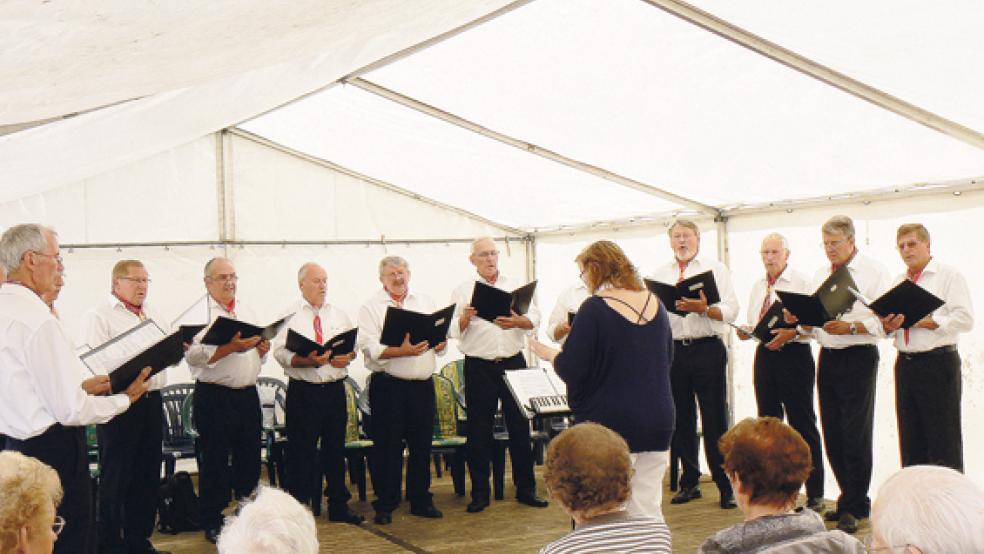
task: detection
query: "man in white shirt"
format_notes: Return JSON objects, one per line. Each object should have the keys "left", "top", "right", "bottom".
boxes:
{"left": 546, "top": 282, "right": 590, "bottom": 345}
{"left": 81, "top": 259, "right": 171, "bottom": 554}
{"left": 788, "top": 215, "right": 890, "bottom": 534}
{"left": 184, "top": 257, "right": 271, "bottom": 544}
{"left": 650, "top": 219, "right": 739, "bottom": 509}
{"left": 358, "top": 256, "right": 446, "bottom": 524}
{"left": 450, "top": 237, "right": 547, "bottom": 513}
{"left": 879, "top": 224, "right": 972, "bottom": 471}
{"left": 273, "top": 262, "right": 362, "bottom": 524}
{"left": 736, "top": 234, "right": 824, "bottom": 512}
{"left": 0, "top": 224, "right": 150, "bottom": 554}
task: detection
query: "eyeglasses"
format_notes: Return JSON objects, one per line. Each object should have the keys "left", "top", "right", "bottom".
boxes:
{"left": 474, "top": 250, "right": 499, "bottom": 259}
{"left": 823, "top": 239, "right": 846, "bottom": 250}
{"left": 119, "top": 277, "right": 152, "bottom": 284}
{"left": 208, "top": 274, "right": 238, "bottom": 283}
{"left": 52, "top": 515, "right": 65, "bottom": 537}
{"left": 31, "top": 251, "right": 63, "bottom": 264}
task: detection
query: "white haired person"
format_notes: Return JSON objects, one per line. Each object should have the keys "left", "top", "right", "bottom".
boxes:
{"left": 0, "top": 451, "right": 64, "bottom": 554}
{"left": 217, "top": 486, "right": 318, "bottom": 554}
{"left": 868, "top": 465, "right": 984, "bottom": 553}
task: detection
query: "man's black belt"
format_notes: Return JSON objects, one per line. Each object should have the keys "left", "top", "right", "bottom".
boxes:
{"left": 673, "top": 336, "right": 719, "bottom": 347}
{"left": 466, "top": 353, "right": 522, "bottom": 364}
{"left": 289, "top": 377, "right": 343, "bottom": 387}
{"left": 899, "top": 344, "right": 957, "bottom": 361}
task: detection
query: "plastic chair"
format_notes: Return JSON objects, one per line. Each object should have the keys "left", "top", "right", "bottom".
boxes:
{"left": 160, "top": 383, "right": 197, "bottom": 477}
{"left": 178, "top": 391, "right": 203, "bottom": 472}
{"left": 255, "top": 377, "right": 288, "bottom": 487}
{"left": 342, "top": 377, "right": 374, "bottom": 504}
{"left": 431, "top": 374, "right": 467, "bottom": 496}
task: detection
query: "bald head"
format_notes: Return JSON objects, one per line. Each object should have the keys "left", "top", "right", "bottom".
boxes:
{"left": 298, "top": 262, "right": 328, "bottom": 307}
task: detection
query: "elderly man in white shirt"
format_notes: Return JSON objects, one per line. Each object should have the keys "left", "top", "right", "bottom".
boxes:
{"left": 358, "top": 255, "right": 446, "bottom": 525}
{"left": 0, "top": 224, "right": 150, "bottom": 554}
{"left": 273, "top": 262, "right": 362, "bottom": 524}
{"left": 879, "top": 223, "right": 973, "bottom": 472}
{"left": 450, "top": 237, "right": 547, "bottom": 513}
{"left": 81, "top": 259, "right": 171, "bottom": 554}
{"left": 184, "top": 257, "right": 271, "bottom": 544}
{"left": 736, "top": 233, "right": 824, "bottom": 512}
{"left": 546, "top": 282, "right": 590, "bottom": 345}
{"left": 650, "top": 219, "right": 739, "bottom": 510}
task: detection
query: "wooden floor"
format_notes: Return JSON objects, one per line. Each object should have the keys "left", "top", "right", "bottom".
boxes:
{"left": 153, "top": 466, "right": 871, "bottom": 553}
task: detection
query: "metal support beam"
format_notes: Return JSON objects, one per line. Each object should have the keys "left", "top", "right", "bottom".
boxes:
{"left": 347, "top": 77, "right": 720, "bottom": 216}
{"left": 61, "top": 237, "right": 529, "bottom": 251}
{"left": 640, "top": 0, "right": 984, "bottom": 151}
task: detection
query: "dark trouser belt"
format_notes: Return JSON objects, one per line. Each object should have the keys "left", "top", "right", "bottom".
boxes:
{"left": 899, "top": 344, "right": 957, "bottom": 360}
{"left": 674, "top": 336, "right": 719, "bottom": 347}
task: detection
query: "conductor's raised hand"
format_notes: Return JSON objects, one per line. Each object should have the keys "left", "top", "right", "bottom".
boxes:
{"left": 676, "top": 290, "right": 708, "bottom": 314}
{"left": 529, "top": 336, "right": 559, "bottom": 364}
{"left": 81, "top": 375, "right": 111, "bottom": 396}
{"left": 125, "top": 367, "right": 152, "bottom": 404}
{"left": 879, "top": 313, "right": 905, "bottom": 334}
{"left": 399, "top": 333, "right": 429, "bottom": 357}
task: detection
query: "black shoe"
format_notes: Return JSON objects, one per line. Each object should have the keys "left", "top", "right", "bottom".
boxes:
{"left": 806, "top": 497, "right": 825, "bottom": 512}
{"left": 517, "top": 493, "right": 549, "bottom": 508}
{"left": 466, "top": 499, "right": 490, "bottom": 513}
{"left": 719, "top": 491, "right": 737, "bottom": 509}
{"left": 328, "top": 506, "right": 365, "bottom": 525}
{"left": 373, "top": 512, "right": 392, "bottom": 525}
{"left": 671, "top": 485, "right": 702, "bottom": 504}
{"left": 824, "top": 509, "right": 841, "bottom": 522}
{"left": 409, "top": 505, "right": 443, "bottom": 518}
{"left": 836, "top": 513, "right": 859, "bottom": 534}
{"left": 204, "top": 528, "right": 220, "bottom": 544}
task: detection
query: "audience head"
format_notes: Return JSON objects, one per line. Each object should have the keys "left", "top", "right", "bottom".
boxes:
{"left": 575, "top": 240, "right": 642, "bottom": 294}
{"left": 469, "top": 237, "right": 500, "bottom": 281}
{"left": 217, "top": 486, "right": 318, "bottom": 554}
{"left": 718, "top": 417, "right": 811, "bottom": 514}
{"left": 667, "top": 219, "right": 701, "bottom": 262}
{"left": 378, "top": 256, "right": 410, "bottom": 298}
{"left": 204, "top": 257, "right": 237, "bottom": 305}
{"left": 870, "top": 465, "right": 984, "bottom": 554}
{"left": 0, "top": 224, "right": 63, "bottom": 298}
{"left": 0, "top": 451, "right": 64, "bottom": 554}
{"left": 821, "top": 215, "right": 856, "bottom": 266}
{"left": 111, "top": 260, "right": 149, "bottom": 307}
{"left": 896, "top": 223, "right": 932, "bottom": 272}
{"left": 544, "top": 423, "right": 632, "bottom": 523}
{"left": 297, "top": 262, "right": 328, "bottom": 307}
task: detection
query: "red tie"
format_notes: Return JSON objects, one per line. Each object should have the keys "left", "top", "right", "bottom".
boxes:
{"left": 676, "top": 260, "right": 688, "bottom": 283}
{"left": 904, "top": 270, "right": 924, "bottom": 345}
{"left": 114, "top": 293, "right": 145, "bottom": 320}
{"left": 313, "top": 314, "right": 324, "bottom": 344}
{"left": 224, "top": 299, "right": 237, "bottom": 319}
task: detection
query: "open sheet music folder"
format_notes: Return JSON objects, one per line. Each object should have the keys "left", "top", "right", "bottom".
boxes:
{"left": 728, "top": 301, "right": 794, "bottom": 343}
{"left": 285, "top": 327, "right": 358, "bottom": 357}
{"left": 470, "top": 280, "right": 537, "bottom": 321}
{"left": 380, "top": 304, "right": 455, "bottom": 348}
{"left": 645, "top": 271, "right": 721, "bottom": 316}
{"left": 79, "top": 320, "right": 184, "bottom": 394}
{"left": 775, "top": 265, "right": 858, "bottom": 327}
{"left": 503, "top": 367, "right": 571, "bottom": 419}
{"left": 108, "top": 331, "right": 186, "bottom": 394}
{"left": 850, "top": 280, "right": 944, "bottom": 329}
{"left": 200, "top": 315, "right": 291, "bottom": 346}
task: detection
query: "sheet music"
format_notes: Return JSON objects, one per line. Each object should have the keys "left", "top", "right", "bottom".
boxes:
{"left": 80, "top": 320, "right": 167, "bottom": 375}
{"left": 544, "top": 367, "right": 568, "bottom": 396}
{"left": 504, "top": 368, "right": 570, "bottom": 418}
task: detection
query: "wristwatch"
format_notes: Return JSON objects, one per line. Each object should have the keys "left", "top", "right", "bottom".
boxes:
{"left": 849, "top": 322, "right": 858, "bottom": 335}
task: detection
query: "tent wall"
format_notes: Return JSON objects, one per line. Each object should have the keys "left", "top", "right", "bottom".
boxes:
{"left": 534, "top": 189, "right": 984, "bottom": 500}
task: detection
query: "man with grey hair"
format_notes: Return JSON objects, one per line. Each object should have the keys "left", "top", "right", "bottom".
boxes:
{"left": 786, "top": 215, "right": 889, "bottom": 534}
{"left": 358, "top": 255, "right": 446, "bottom": 524}
{"left": 869, "top": 465, "right": 984, "bottom": 553}
{"left": 736, "top": 233, "right": 824, "bottom": 512}
{"left": 217, "top": 486, "right": 319, "bottom": 554}
{"left": 0, "top": 223, "right": 151, "bottom": 554}
{"left": 273, "top": 262, "right": 362, "bottom": 523}
{"left": 185, "top": 256, "right": 271, "bottom": 543}
{"left": 650, "top": 219, "right": 739, "bottom": 509}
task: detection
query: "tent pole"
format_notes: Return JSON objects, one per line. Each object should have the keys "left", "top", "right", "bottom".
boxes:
{"left": 715, "top": 215, "right": 735, "bottom": 429}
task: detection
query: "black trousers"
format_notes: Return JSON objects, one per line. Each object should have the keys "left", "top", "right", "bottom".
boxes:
{"left": 285, "top": 379, "right": 351, "bottom": 511}
{"left": 464, "top": 353, "right": 536, "bottom": 502}
{"left": 817, "top": 344, "right": 878, "bottom": 518}
{"left": 193, "top": 381, "right": 261, "bottom": 531}
{"left": 754, "top": 342, "right": 824, "bottom": 499}
{"left": 895, "top": 347, "right": 963, "bottom": 471}
{"left": 97, "top": 391, "right": 163, "bottom": 552}
{"left": 670, "top": 337, "right": 732, "bottom": 495}
{"left": 369, "top": 373, "right": 435, "bottom": 513}
{"left": 6, "top": 425, "right": 94, "bottom": 554}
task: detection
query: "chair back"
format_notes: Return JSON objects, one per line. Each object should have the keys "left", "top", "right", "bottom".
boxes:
{"left": 255, "top": 377, "right": 288, "bottom": 430}
{"left": 342, "top": 377, "right": 364, "bottom": 443}
{"left": 160, "top": 383, "right": 195, "bottom": 443}
{"left": 180, "top": 391, "right": 196, "bottom": 436}
{"left": 433, "top": 374, "right": 462, "bottom": 439}
{"left": 438, "top": 359, "right": 467, "bottom": 418}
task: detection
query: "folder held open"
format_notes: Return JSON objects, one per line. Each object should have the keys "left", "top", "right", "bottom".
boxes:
{"left": 285, "top": 327, "right": 358, "bottom": 357}
{"left": 645, "top": 270, "right": 721, "bottom": 316}
{"left": 380, "top": 304, "right": 456, "bottom": 348}
{"left": 775, "top": 266, "right": 858, "bottom": 327}
{"left": 848, "top": 280, "right": 943, "bottom": 329}
{"left": 470, "top": 281, "right": 537, "bottom": 321}
{"left": 200, "top": 315, "right": 292, "bottom": 346}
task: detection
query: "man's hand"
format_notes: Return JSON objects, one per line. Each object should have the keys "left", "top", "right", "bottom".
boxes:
{"left": 914, "top": 316, "right": 939, "bottom": 330}
{"left": 399, "top": 333, "right": 429, "bottom": 356}
{"left": 494, "top": 311, "right": 533, "bottom": 330}
{"left": 294, "top": 349, "right": 332, "bottom": 368}
{"left": 459, "top": 305, "right": 477, "bottom": 331}
{"left": 675, "top": 290, "right": 708, "bottom": 314}
{"left": 229, "top": 331, "right": 262, "bottom": 353}
{"left": 822, "top": 320, "right": 853, "bottom": 335}
{"left": 765, "top": 328, "right": 798, "bottom": 351}
{"left": 783, "top": 308, "right": 799, "bottom": 325}
{"left": 735, "top": 326, "right": 753, "bottom": 341}
{"left": 329, "top": 352, "right": 356, "bottom": 369}
{"left": 81, "top": 375, "right": 111, "bottom": 396}
{"left": 553, "top": 321, "right": 572, "bottom": 341}
{"left": 434, "top": 341, "right": 448, "bottom": 354}
{"left": 124, "top": 367, "right": 152, "bottom": 404}
{"left": 880, "top": 313, "right": 905, "bottom": 334}
{"left": 256, "top": 339, "right": 271, "bottom": 357}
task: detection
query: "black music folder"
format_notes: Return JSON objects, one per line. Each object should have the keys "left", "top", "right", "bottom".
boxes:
{"left": 285, "top": 327, "right": 358, "bottom": 357}
{"left": 853, "top": 280, "right": 944, "bottom": 329}
{"left": 380, "top": 304, "right": 456, "bottom": 348}
{"left": 645, "top": 270, "right": 721, "bottom": 316}
{"left": 201, "top": 315, "right": 291, "bottom": 346}
{"left": 750, "top": 301, "right": 795, "bottom": 342}
{"left": 178, "top": 324, "right": 207, "bottom": 343}
{"left": 470, "top": 280, "right": 537, "bottom": 321}
{"left": 775, "top": 266, "right": 858, "bottom": 327}
{"left": 109, "top": 331, "right": 185, "bottom": 394}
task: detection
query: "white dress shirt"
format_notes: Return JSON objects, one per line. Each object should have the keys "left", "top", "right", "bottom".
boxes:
{"left": 888, "top": 259, "right": 973, "bottom": 352}
{"left": 358, "top": 288, "right": 441, "bottom": 381}
{"left": 746, "top": 267, "right": 812, "bottom": 345}
{"left": 547, "top": 282, "right": 590, "bottom": 345}
{"left": 185, "top": 296, "right": 266, "bottom": 388}
{"left": 449, "top": 273, "right": 541, "bottom": 360}
{"left": 274, "top": 299, "right": 354, "bottom": 383}
{"left": 80, "top": 294, "right": 169, "bottom": 391}
{"left": 650, "top": 257, "right": 739, "bottom": 339}
{"left": 0, "top": 283, "right": 130, "bottom": 440}
{"left": 811, "top": 251, "right": 891, "bottom": 349}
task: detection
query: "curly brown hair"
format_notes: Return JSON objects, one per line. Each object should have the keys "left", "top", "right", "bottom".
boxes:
{"left": 544, "top": 423, "right": 632, "bottom": 516}
{"left": 0, "top": 451, "right": 63, "bottom": 552}
{"left": 719, "top": 417, "right": 812, "bottom": 507}
{"left": 576, "top": 241, "right": 643, "bottom": 294}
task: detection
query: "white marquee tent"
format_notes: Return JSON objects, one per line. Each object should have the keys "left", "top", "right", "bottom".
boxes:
{"left": 3, "top": 0, "right": 984, "bottom": 506}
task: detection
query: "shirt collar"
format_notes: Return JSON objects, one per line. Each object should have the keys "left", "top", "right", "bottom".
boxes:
{"left": 573, "top": 509, "right": 632, "bottom": 530}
